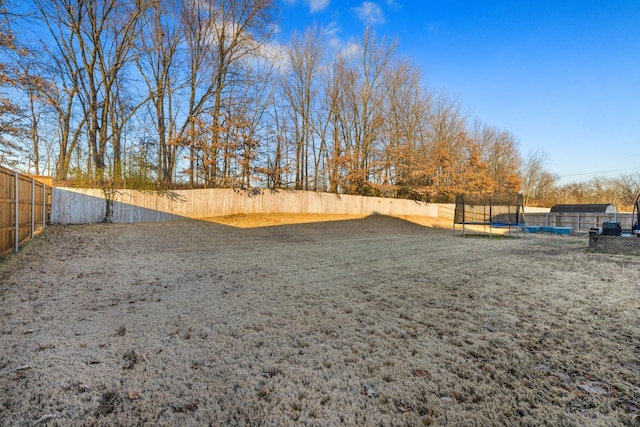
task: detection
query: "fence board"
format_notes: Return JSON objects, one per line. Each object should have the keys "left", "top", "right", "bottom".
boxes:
{"left": 0, "top": 166, "right": 51, "bottom": 256}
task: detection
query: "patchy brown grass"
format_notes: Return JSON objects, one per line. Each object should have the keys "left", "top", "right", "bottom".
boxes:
{"left": 1, "top": 215, "right": 639, "bottom": 426}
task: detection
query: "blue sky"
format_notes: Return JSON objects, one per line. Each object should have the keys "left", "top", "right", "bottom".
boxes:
{"left": 276, "top": 1, "right": 640, "bottom": 184}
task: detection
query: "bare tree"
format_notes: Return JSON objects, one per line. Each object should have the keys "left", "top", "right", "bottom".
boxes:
{"left": 337, "top": 28, "right": 396, "bottom": 195}
{"left": 418, "top": 93, "right": 467, "bottom": 201}
{"left": 22, "top": 66, "right": 48, "bottom": 175}
{"left": 171, "top": 0, "right": 277, "bottom": 187}
{"left": 135, "top": 0, "right": 182, "bottom": 185}
{"left": 324, "top": 55, "right": 348, "bottom": 193}
{"left": 612, "top": 174, "right": 640, "bottom": 209}
{"left": 282, "top": 24, "right": 323, "bottom": 190}
{"left": 260, "top": 94, "right": 292, "bottom": 189}
{"left": 476, "top": 124, "right": 522, "bottom": 194}
{"left": 34, "top": 0, "right": 150, "bottom": 183}
{"left": 0, "top": 0, "right": 30, "bottom": 168}
{"left": 24, "top": 22, "right": 86, "bottom": 180}
{"left": 379, "top": 57, "right": 429, "bottom": 196}
{"left": 521, "top": 149, "right": 558, "bottom": 206}
{"left": 522, "top": 150, "right": 558, "bottom": 206}
{"left": 203, "top": 0, "right": 276, "bottom": 186}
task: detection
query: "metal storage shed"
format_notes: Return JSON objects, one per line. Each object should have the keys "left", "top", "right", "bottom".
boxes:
{"left": 550, "top": 204, "right": 617, "bottom": 214}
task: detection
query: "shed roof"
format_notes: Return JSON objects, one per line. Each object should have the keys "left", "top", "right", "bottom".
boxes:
{"left": 550, "top": 204, "right": 617, "bottom": 213}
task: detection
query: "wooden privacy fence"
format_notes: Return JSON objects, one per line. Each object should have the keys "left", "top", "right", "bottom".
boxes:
{"left": 525, "top": 212, "right": 634, "bottom": 232}
{"left": 51, "top": 187, "right": 449, "bottom": 224}
{"left": 0, "top": 166, "right": 51, "bottom": 256}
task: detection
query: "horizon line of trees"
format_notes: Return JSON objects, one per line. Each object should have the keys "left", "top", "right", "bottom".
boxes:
{"left": 0, "top": 0, "right": 638, "bottom": 209}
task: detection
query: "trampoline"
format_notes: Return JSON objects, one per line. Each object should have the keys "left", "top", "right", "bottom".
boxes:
{"left": 454, "top": 194, "right": 525, "bottom": 237}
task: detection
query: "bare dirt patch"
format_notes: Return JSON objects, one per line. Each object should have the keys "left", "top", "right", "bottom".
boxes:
{"left": 203, "top": 213, "right": 451, "bottom": 229}
{"left": 1, "top": 215, "right": 639, "bottom": 426}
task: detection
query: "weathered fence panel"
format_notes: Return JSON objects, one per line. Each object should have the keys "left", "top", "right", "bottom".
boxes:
{"left": 525, "top": 212, "right": 634, "bottom": 232}
{"left": 51, "top": 187, "right": 452, "bottom": 225}
{"left": 0, "top": 168, "right": 12, "bottom": 255}
{"left": 0, "top": 166, "right": 51, "bottom": 256}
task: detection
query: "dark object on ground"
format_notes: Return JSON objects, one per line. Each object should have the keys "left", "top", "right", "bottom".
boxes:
{"left": 601, "top": 221, "right": 621, "bottom": 236}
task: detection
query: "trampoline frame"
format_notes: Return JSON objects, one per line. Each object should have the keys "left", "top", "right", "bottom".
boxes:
{"left": 453, "top": 194, "right": 525, "bottom": 238}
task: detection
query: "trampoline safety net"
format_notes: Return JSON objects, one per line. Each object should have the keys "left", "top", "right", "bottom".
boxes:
{"left": 454, "top": 194, "right": 524, "bottom": 226}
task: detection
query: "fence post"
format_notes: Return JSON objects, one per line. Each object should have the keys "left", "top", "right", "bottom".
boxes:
{"left": 13, "top": 171, "right": 19, "bottom": 253}
{"left": 42, "top": 185, "right": 46, "bottom": 229}
{"left": 31, "top": 178, "right": 35, "bottom": 238}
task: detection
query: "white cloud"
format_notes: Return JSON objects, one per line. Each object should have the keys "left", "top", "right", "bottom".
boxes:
{"left": 340, "top": 41, "right": 361, "bottom": 59}
{"left": 259, "top": 41, "right": 290, "bottom": 74}
{"left": 320, "top": 21, "right": 341, "bottom": 48}
{"left": 353, "top": 1, "right": 385, "bottom": 25}
{"left": 268, "top": 21, "right": 283, "bottom": 37}
{"left": 282, "top": 0, "right": 330, "bottom": 14}
{"left": 322, "top": 21, "right": 340, "bottom": 39}
{"left": 308, "top": 0, "right": 330, "bottom": 13}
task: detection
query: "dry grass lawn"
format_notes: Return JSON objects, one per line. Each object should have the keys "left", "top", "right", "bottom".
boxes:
{"left": 1, "top": 214, "right": 639, "bottom": 426}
